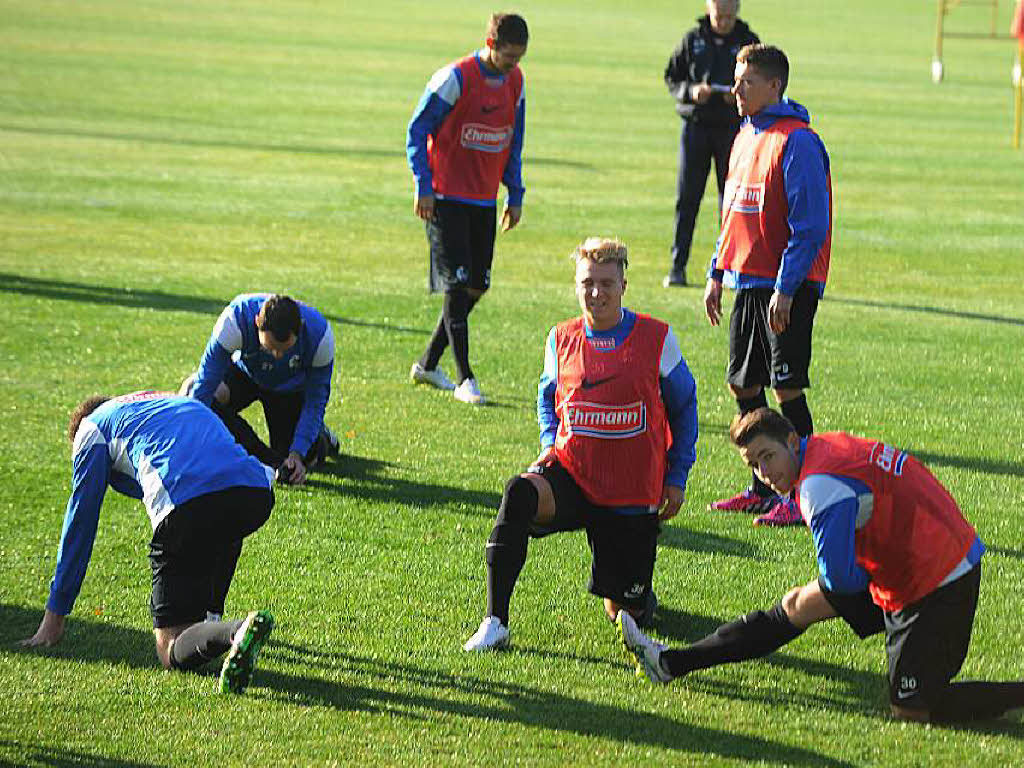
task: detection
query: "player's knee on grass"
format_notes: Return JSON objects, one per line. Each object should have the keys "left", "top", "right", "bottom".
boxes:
{"left": 154, "top": 626, "right": 187, "bottom": 670}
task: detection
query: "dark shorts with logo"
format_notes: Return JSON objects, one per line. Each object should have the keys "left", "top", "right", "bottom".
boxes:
{"left": 819, "top": 565, "right": 980, "bottom": 710}
{"left": 526, "top": 460, "right": 660, "bottom": 609}
{"left": 426, "top": 198, "right": 496, "bottom": 294}
{"left": 728, "top": 282, "right": 819, "bottom": 390}
{"left": 149, "top": 486, "right": 274, "bottom": 628}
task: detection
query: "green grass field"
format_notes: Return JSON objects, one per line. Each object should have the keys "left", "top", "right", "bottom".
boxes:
{"left": 2, "top": 0, "right": 1023, "bottom": 764}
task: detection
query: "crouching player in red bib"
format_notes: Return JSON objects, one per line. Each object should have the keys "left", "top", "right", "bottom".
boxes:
{"left": 619, "top": 407, "right": 1024, "bottom": 722}
{"left": 464, "top": 237, "right": 699, "bottom": 651}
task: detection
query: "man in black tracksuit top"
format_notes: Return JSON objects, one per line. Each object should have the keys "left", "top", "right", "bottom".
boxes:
{"left": 663, "top": 1, "right": 758, "bottom": 287}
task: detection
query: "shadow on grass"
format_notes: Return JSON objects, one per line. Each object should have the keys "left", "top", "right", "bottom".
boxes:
{"left": 827, "top": 295, "right": 1024, "bottom": 327}
{"left": 909, "top": 448, "right": 1024, "bottom": 480}
{"left": 1, "top": 123, "right": 596, "bottom": 170}
{"left": 259, "top": 644, "right": 856, "bottom": 766}
{"left": 303, "top": 454, "right": 501, "bottom": 514}
{"left": 658, "top": 524, "right": 760, "bottom": 558}
{"left": 983, "top": 544, "right": 1024, "bottom": 561}
{"left": 0, "top": 272, "right": 428, "bottom": 336}
{"left": 0, "top": 739, "right": 162, "bottom": 768}
{"left": 1, "top": 604, "right": 157, "bottom": 669}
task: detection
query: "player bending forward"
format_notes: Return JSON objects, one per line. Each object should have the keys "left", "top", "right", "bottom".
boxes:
{"left": 23, "top": 392, "right": 276, "bottom": 694}
{"left": 465, "top": 237, "right": 698, "bottom": 651}
{"left": 619, "top": 407, "right": 1024, "bottom": 722}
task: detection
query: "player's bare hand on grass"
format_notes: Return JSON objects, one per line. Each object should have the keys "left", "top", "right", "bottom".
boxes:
{"left": 704, "top": 279, "right": 723, "bottom": 326}
{"left": 768, "top": 290, "right": 793, "bottom": 333}
{"left": 500, "top": 205, "right": 522, "bottom": 232}
{"left": 281, "top": 452, "right": 307, "bottom": 485}
{"left": 658, "top": 484, "right": 685, "bottom": 520}
{"left": 414, "top": 193, "right": 435, "bottom": 221}
{"left": 21, "top": 610, "right": 65, "bottom": 648}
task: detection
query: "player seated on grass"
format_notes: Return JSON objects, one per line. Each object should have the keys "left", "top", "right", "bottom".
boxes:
{"left": 464, "top": 237, "right": 698, "bottom": 651}
{"left": 182, "top": 293, "right": 339, "bottom": 486}
{"left": 22, "top": 392, "right": 276, "bottom": 695}
{"left": 618, "top": 407, "right": 1024, "bottom": 723}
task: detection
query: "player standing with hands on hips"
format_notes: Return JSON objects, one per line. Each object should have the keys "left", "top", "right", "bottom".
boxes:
{"left": 704, "top": 44, "right": 832, "bottom": 526}
{"left": 663, "top": 0, "right": 758, "bottom": 288}
{"left": 406, "top": 12, "right": 528, "bottom": 406}
{"left": 464, "top": 238, "right": 698, "bottom": 652}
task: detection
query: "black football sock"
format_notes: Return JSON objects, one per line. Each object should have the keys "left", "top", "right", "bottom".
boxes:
{"left": 170, "top": 619, "right": 245, "bottom": 671}
{"left": 659, "top": 603, "right": 804, "bottom": 678}
{"left": 736, "top": 392, "right": 772, "bottom": 497}
{"left": 419, "top": 295, "right": 478, "bottom": 373}
{"left": 780, "top": 393, "right": 814, "bottom": 437}
{"left": 485, "top": 477, "right": 538, "bottom": 626}
{"left": 419, "top": 311, "right": 449, "bottom": 371}
{"left": 208, "top": 539, "right": 243, "bottom": 618}
{"left": 443, "top": 289, "right": 474, "bottom": 383}
{"left": 928, "top": 681, "right": 1024, "bottom": 722}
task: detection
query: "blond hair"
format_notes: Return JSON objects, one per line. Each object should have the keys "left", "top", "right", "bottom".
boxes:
{"left": 570, "top": 237, "right": 628, "bottom": 272}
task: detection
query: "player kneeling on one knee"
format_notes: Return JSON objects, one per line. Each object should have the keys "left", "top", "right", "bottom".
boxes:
{"left": 618, "top": 407, "right": 1024, "bottom": 723}
{"left": 465, "top": 237, "right": 698, "bottom": 652}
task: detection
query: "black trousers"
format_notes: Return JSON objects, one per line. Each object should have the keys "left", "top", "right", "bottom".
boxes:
{"left": 672, "top": 117, "right": 739, "bottom": 272}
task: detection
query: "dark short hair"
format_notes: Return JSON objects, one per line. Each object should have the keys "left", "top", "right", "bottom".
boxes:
{"left": 68, "top": 395, "right": 111, "bottom": 443}
{"left": 736, "top": 44, "right": 789, "bottom": 97}
{"left": 258, "top": 295, "right": 301, "bottom": 343}
{"left": 488, "top": 13, "right": 529, "bottom": 47}
{"left": 729, "top": 407, "right": 796, "bottom": 448}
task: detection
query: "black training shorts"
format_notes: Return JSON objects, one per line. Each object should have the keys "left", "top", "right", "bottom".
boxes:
{"left": 526, "top": 461, "right": 660, "bottom": 610}
{"left": 426, "top": 198, "right": 496, "bottom": 294}
{"left": 883, "top": 566, "right": 980, "bottom": 710}
{"left": 819, "top": 566, "right": 981, "bottom": 710}
{"left": 727, "top": 282, "right": 819, "bottom": 391}
{"left": 149, "top": 486, "right": 274, "bottom": 628}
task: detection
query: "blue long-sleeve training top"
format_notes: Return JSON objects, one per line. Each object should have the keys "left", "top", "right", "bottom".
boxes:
{"left": 48, "top": 395, "right": 274, "bottom": 616}
{"left": 190, "top": 293, "right": 335, "bottom": 457}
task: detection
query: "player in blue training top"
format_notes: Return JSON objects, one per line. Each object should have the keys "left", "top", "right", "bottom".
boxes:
{"left": 184, "top": 293, "right": 339, "bottom": 486}
{"left": 22, "top": 392, "right": 276, "bottom": 694}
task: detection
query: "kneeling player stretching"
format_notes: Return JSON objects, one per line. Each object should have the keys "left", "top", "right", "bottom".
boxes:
{"left": 619, "top": 407, "right": 1024, "bottom": 722}
{"left": 464, "top": 237, "right": 698, "bottom": 651}
{"left": 23, "top": 392, "right": 276, "bottom": 694}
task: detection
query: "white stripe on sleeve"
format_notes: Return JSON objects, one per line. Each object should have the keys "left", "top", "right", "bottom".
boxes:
{"left": 213, "top": 307, "right": 243, "bottom": 352}
{"left": 427, "top": 65, "right": 461, "bottom": 106}
{"left": 312, "top": 324, "right": 335, "bottom": 368}
{"left": 659, "top": 327, "right": 684, "bottom": 377}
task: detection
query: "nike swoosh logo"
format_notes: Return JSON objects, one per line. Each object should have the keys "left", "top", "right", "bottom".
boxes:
{"left": 581, "top": 376, "right": 615, "bottom": 390}
{"left": 896, "top": 689, "right": 918, "bottom": 700}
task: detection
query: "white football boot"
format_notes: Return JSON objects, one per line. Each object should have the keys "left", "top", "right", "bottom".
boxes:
{"left": 453, "top": 378, "right": 485, "bottom": 405}
{"left": 410, "top": 362, "right": 455, "bottom": 391}
{"left": 617, "top": 610, "right": 672, "bottom": 684}
{"left": 463, "top": 616, "right": 509, "bottom": 652}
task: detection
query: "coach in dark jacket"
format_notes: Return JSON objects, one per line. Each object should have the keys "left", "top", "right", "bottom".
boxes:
{"left": 663, "top": 0, "right": 758, "bottom": 287}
